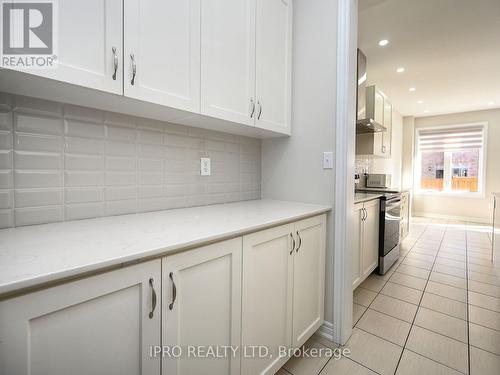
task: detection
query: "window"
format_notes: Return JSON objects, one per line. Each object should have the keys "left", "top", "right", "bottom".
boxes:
{"left": 416, "top": 123, "right": 487, "bottom": 196}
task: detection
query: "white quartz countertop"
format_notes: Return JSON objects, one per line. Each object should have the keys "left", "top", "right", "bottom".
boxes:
{"left": 354, "top": 193, "right": 383, "bottom": 204}
{"left": 0, "top": 200, "right": 330, "bottom": 298}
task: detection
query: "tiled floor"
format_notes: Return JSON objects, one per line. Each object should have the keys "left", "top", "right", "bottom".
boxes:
{"left": 279, "top": 217, "right": 500, "bottom": 375}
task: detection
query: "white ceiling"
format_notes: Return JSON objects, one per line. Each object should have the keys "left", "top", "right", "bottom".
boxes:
{"left": 358, "top": 0, "right": 500, "bottom": 117}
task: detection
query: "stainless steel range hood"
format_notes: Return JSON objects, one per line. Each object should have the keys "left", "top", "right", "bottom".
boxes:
{"left": 356, "top": 49, "right": 386, "bottom": 134}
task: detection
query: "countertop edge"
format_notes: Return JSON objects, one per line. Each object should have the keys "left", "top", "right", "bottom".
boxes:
{"left": 0, "top": 204, "right": 331, "bottom": 299}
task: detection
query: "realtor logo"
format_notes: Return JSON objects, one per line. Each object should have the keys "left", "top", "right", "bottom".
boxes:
{"left": 1, "top": 0, "right": 57, "bottom": 68}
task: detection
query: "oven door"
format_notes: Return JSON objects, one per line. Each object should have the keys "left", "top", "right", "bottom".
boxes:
{"left": 383, "top": 197, "right": 401, "bottom": 256}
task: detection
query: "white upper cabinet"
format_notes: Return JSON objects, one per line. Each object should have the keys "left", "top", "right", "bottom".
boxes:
{"left": 255, "top": 0, "right": 293, "bottom": 134}
{"left": 201, "top": 0, "right": 256, "bottom": 125}
{"left": 23, "top": 0, "right": 123, "bottom": 94}
{"left": 124, "top": 0, "right": 201, "bottom": 112}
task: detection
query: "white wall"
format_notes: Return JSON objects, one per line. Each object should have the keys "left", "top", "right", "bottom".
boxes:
{"left": 405, "top": 108, "right": 500, "bottom": 222}
{"left": 261, "top": 0, "right": 337, "bottom": 323}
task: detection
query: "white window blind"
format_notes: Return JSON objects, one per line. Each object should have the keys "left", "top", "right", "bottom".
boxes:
{"left": 418, "top": 125, "right": 484, "bottom": 152}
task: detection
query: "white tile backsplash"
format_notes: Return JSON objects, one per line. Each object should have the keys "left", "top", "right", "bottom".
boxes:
{"left": 0, "top": 92, "right": 261, "bottom": 227}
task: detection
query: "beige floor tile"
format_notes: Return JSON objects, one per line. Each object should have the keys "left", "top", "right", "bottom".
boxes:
{"left": 353, "top": 303, "right": 367, "bottom": 326}
{"left": 356, "top": 309, "right": 411, "bottom": 346}
{"left": 370, "top": 294, "right": 418, "bottom": 323}
{"left": 406, "top": 326, "right": 468, "bottom": 373}
{"left": 469, "top": 305, "right": 500, "bottom": 331}
{"left": 437, "top": 252, "right": 466, "bottom": 262}
{"left": 402, "top": 258, "right": 434, "bottom": 270}
{"left": 381, "top": 282, "right": 423, "bottom": 305}
{"left": 468, "top": 291, "right": 500, "bottom": 312}
{"left": 412, "top": 247, "right": 439, "bottom": 256}
{"left": 319, "top": 356, "right": 377, "bottom": 375}
{"left": 468, "top": 263, "right": 500, "bottom": 276}
{"left": 353, "top": 287, "right": 377, "bottom": 307}
{"left": 468, "top": 280, "right": 500, "bottom": 298}
{"left": 426, "top": 281, "right": 467, "bottom": 303}
{"left": 429, "top": 272, "right": 467, "bottom": 289}
{"left": 390, "top": 272, "right": 427, "bottom": 291}
{"left": 405, "top": 252, "right": 435, "bottom": 263}
{"left": 469, "top": 323, "right": 500, "bottom": 356}
{"left": 470, "top": 346, "right": 500, "bottom": 375}
{"left": 420, "top": 292, "right": 467, "bottom": 320}
{"left": 414, "top": 307, "right": 467, "bottom": 343}
{"left": 359, "top": 275, "right": 387, "bottom": 293}
{"left": 468, "top": 270, "right": 499, "bottom": 285}
{"left": 345, "top": 328, "right": 402, "bottom": 375}
{"left": 434, "top": 258, "right": 466, "bottom": 270}
{"left": 433, "top": 264, "right": 467, "bottom": 278}
{"left": 395, "top": 349, "right": 462, "bottom": 375}
{"left": 394, "top": 264, "right": 430, "bottom": 280}
{"left": 283, "top": 338, "right": 332, "bottom": 375}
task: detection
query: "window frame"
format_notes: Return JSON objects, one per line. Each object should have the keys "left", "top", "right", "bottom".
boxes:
{"left": 414, "top": 122, "right": 488, "bottom": 198}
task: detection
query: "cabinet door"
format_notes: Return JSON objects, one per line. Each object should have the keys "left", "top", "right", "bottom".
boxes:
{"left": 255, "top": 0, "right": 292, "bottom": 134}
{"left": 292, "top": 215, "right": 326, "bottom": 347}
{"left": 201, "top": 0, "right": 256, "bottom": 125}
{"left": 242, "top": 223, "right": 294, "bottom": 375}
{"left": 0, "top": 260, "right": 161, "bottom": 375}
{"left": 362, "top": 199, "right": 380, "bottom": 276}
{"left": 124, "top": 0, "right": 200, "bottom": 112}
{"left": 162, "top": 238, "right": 242, "bottom": 375}
{"left": 353, "top": 203, "right": 364, "bottom": 289}
{"left": 382, "top": 100, "right": 392, "bottom": 156}
{"left": 18, "top": 0, "right": 123, "bottom": 94}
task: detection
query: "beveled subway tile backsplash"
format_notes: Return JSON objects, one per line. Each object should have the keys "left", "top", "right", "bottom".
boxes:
{"left": 0, "top": 93, "right": 261, "bottom": 228}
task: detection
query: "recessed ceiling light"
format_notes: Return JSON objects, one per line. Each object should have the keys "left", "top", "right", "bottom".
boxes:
{"left": 488, "top": 101, "right": 495, "bottom": 105}
{"left": 378, "top": 39, "right": 389, "bottom": 47}
{"left": 396, "top": 67, "right": 405, "bottom": 73}
{"left": 423, "top": 110, "right": 429, "bottom": 113}
{"left": 409, "top": 87, "right": 416, "bottom": 92}
{"left": 417, "top": 100, "right": 423, "bottom": 104}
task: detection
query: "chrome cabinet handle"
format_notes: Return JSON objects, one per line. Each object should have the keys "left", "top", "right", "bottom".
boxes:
{"left": 148, "top": 278, "right": 157, "bottom": 319}
{"left": 364, "top": 208, "right": 368, "bottom": 220}
{"left": 112, "top": 47, "right": 118, "bottom": 80}
{"left": 130, "top": 53, "right": 136, "bottom": 86}
{"left": 361, "top": 208, "right": 367, "bottom": 221}
{"left": 296, "top": 231, "right": 302, "bottom": 252}
{"left": 257, "top": 101, "right": 263, "bottom": 119}
{"left": 381, "top": 145, "right": 386, "bottom": 153}
{"left": 168, "top": 272, "right": 177, "bottom": 310}
{"left": 250, "top": 99, "right": 256, "bottom": 118}
{"left": 290, "top": 232, "right": 296, "bottom": 255}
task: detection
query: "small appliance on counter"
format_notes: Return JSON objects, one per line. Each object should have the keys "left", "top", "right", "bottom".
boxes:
{"left": 366, "top": 174, "right": 392, "bottom": 189}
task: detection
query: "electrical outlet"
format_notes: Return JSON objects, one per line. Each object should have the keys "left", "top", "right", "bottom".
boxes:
{"left": 323, "top": 152, "right": 333, "bottom": 169}
{"left": 200, "top": 157, "right": 211, "bottom": 176}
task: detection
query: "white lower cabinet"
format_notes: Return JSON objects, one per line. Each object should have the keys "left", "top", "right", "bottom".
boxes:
{"left": 241, "top": 215, "right": 326, "bottom": 375}
{"left": 0, "top": 260, "right": 161, "bottom": 375}
{"left": 0, "top": 214, "right": 326, "bottom": 375}
{"left": 400, "top": 192, "right": 410, "bottom": 240}
{"left": 161, "top": 238, "right": 242, "bottom": 375}
{"left": 353, "top": 199, "right": 380, "bottom": 289}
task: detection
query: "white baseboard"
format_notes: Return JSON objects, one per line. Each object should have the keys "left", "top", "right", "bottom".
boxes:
{"left": 315, "top": 321, "right": 334, "bottom": 341}
{"left": 413, "top": 212, "right": 492, "bottom": 224}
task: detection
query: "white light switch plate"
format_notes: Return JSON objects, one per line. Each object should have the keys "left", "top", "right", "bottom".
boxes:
{"left": 323, "top": 152, "right": 333, "bottom": 169}
{"left": 200, "top": 158, "right": 211, "bottom": 176}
